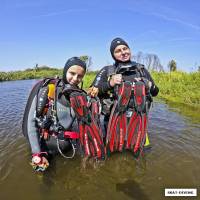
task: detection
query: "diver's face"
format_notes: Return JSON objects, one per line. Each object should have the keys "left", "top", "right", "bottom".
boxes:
{"left": 113, "top": 45, "right": 131, "bottom": 62}
{"left": 66, "top": 65, "right": 85, "bottom": 86}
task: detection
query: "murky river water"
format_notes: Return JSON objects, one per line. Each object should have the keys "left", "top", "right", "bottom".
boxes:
{"left": 0, "top": 80, "right": 199, "bottom": 200}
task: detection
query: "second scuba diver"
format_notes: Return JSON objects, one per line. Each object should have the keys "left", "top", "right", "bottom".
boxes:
{"left": 23, "top": 56, "right": 105, "bottom": 172}
{"left": 88, "top": 37, "right": 159, "bottom": 157}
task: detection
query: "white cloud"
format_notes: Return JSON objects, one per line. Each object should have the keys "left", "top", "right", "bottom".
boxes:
{"left": 151, "top": 12, "right": 200, "bottom": 32}
{"left": 31, "top": 8, "right": 88, "bottom": 18}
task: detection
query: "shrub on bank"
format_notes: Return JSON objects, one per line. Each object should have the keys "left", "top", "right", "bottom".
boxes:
{"left": 152, "top": 71, "right": 200, "bottom": 106}
{"left": 1, "top": 69, "right": 199, "bottom": 107}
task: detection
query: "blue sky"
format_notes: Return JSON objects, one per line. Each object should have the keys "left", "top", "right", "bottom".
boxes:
{"left": 1, "top": 0, "right": 200, "bottom": 72}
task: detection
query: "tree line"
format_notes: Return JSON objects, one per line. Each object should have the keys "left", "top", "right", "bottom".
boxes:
{"left": 80, "top": 53, "right": 198, "bottom": 72}
{"left": 1, "top": 54, "right": 199, "bottom": 74}
{"left": 82, "top": 53, "right": 200, "bottom": 73}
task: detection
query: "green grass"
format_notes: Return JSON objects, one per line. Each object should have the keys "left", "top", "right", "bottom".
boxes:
{"left": 0, "top": 69, "right": 62, "bottom": 81}
{"left": 152, "top": 71, "right": 200, "bottom": 107}
{"left": 83, "top": 71, "right": 200, "bottom": 107}
{"left": 1, "top": 68, "right": 200, "bottom": 107}
{"left": 82, "top": 71, "right": 97, "bottom": 88}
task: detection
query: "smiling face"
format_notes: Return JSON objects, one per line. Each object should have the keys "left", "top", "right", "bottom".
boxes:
{"left": 113, "top": 45, "right": 131, "bottom": 62}
{"left": 66, "top": 65, "right": 85, "bottom": 86}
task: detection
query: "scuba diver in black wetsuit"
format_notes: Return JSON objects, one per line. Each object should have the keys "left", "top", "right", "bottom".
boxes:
{"left": 89, "top": 37, "right": 159, "bottom": 97}
{"left": 22, "top": 57, "right": 86, "bottom": 172}
{"left": 88, "top": 38, "right": 159, "bottom": 155}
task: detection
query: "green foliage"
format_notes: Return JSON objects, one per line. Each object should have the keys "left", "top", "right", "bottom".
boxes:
{"left": 152, "top": 71, "right": 200, "bottom": 107}
{"left": 79, "top": 55, "right": 93, "bottom": 72}
{"left": 1, "top": 68, "right": 200, "bottom": 107}
{"left": 83, "top": 70, "right": 200, "bottom": 107}
{"left": 0, "top": 68, "right": 62, "bottom": 81}
{"left": 36, "top": 65, "right": 58, "bottom": 71}
{"left": 168, "top": 59, "right": 177, "bottom": 71}
{"left": 79, "top": 55, "right": 89, "bottom": 62}
{"left": 82, "top": 71, "right": 97, "bottom": 89}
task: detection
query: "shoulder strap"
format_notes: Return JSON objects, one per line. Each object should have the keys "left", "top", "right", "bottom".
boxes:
{"left": 50, "top": 78, "right": 62, "bottom": 122}
{"left": 107, "top": 65, "right": 116, "bottom": 76}
{"left": 135, "top": 63, "right": 145, "bottom": 77}
{"left": 116, "top": 61, "right": 140, "bottom": 74}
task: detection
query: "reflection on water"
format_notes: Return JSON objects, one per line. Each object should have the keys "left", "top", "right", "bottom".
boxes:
{"left": 116, "top": 179, "right": 150, "bottom": 200}
{"left": 0, "top": 80, "right": 200, "bottom": 200}
{"left": 160, "top": 99, "right": 200, "bottom": 124}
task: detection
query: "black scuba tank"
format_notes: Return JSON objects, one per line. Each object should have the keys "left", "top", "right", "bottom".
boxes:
{"left": 36, "top": 87, "right": 48, "bottom": 117}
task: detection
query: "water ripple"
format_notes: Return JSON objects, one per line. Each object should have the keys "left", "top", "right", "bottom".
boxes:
{"left": 0, "top": 80, "right": 200, "bottom": 200}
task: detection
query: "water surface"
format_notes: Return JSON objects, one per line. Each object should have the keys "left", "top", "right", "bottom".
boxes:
{"left": 0, "top": 80, "right": 199, "bottom": 200}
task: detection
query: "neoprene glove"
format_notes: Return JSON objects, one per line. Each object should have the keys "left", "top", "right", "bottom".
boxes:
{"left": 31, "top": 152, "right": 49, "bottom": 172}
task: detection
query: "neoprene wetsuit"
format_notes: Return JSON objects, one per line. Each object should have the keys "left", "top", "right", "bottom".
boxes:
{"left": 92, "top": 61, "right": 159, "bottom": 98}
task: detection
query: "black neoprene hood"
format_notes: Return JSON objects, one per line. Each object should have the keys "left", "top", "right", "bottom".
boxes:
{"left": 62, "top": 57, "right": 86, "bottom": 84}
{"left": 110, "top": 37, "right": 129, "bottom": 59}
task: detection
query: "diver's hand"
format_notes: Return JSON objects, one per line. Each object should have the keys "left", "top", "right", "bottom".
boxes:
{"left": 31, "top": 154, "right": 49, "bottom": 172}
{"left": 133, "top": 77, "right": 141, "bottom": 82}
{"left": 147, "top": 81, "right": 152, "bottom": 89}
{"left": 134, "top": 78, "right": 152, "bottom": 89}
{"left": 110, "top": 74, "right": 122, "bottom": 87}
{"left": 87, "top": 86, "right": 99, "bottom": 97}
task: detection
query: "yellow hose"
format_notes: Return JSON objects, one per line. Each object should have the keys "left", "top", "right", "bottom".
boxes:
{"left": 144, "top": 132, "right": 150, "bottom": 146}
{"left": 48, "top": 84, "right": 55, "bottom": 99}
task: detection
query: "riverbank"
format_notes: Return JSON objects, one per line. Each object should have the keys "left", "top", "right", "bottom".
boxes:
{"left": 0, "top": 68, "right": 62, "bottom": 81}
{"left": 84, "top": 71, "right": 200, "bottom": 107}
{"left": 152, "top": 71, "right": 200, "bottom": 107}
{"left": 1, "top": 69, "right": 199, "bottom": 107}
